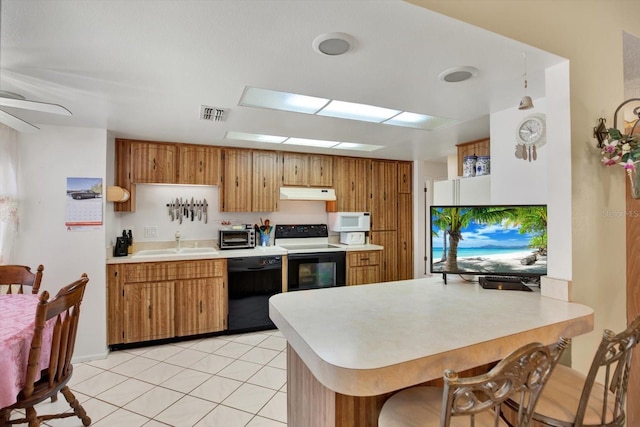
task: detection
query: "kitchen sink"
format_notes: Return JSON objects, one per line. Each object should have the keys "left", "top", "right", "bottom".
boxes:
{"left": 132, "top": 247, "right": 218, "bottom": 258}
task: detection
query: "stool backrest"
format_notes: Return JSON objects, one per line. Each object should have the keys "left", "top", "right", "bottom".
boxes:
{"left": 574, "top": 314, "right": 640, "bottom": 426}
{"left": 442, "top": 337, "right": 569, "bottom": 427}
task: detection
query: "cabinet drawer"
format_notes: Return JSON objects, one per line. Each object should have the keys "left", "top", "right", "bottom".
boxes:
{"left": 347, "top": 251, "right": 380, "bottom": 267}
{"left": 124, "top": 263, "right": 177, "bottom": 282}
{"left": 176, "top": 259, "right": 226, "bottom": 279}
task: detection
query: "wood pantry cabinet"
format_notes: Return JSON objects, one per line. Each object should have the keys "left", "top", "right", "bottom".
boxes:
{"left": 346, "top": 250, "right": 381, "bottom": 285}
{"left": 369, "top": 160, "right": 398, "bottom": 231}
{"left": 107, "top": 259, "right": 227, "bottom": 345}
{"left": 397, "top": 192, "right": 413, "bottom": 280}
{"left": 281, "top": 152, "right": 333, "bottom": 187}
{"left": 369, "top": 230, "right": 398, "bottom": 283}
{"left": 331, "top": 157, "right": 369, "bottom": 212}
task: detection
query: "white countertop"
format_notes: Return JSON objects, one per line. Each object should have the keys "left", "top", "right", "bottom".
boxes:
{"left": 269, "top": 277, "right": 594, "bottom": 396}
{"left": 106, "top": 243, "right": 382, "bottom": 264}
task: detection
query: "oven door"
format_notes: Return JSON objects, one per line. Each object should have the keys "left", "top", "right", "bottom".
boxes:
{"left": 287, "top": 251, "right": 346, "bottom": 291}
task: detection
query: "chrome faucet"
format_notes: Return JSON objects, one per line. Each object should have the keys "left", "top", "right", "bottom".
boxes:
{"left": 175, "top": 231, "right": 181, "bottom": 252}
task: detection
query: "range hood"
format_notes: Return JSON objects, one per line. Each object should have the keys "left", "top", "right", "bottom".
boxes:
{"left": 279, "top": 187, "right": 336, "bottom": 201}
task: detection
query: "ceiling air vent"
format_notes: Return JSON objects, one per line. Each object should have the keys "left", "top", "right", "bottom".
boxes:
{"left": 200, "top": 105, "right": 228, "bottom": 122}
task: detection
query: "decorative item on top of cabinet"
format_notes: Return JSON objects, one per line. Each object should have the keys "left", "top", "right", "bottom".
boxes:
{"left": 346, "top": 250, "right": 381, "bottom": 285}
{"left": 130, "top": 141, "right": 177, "bottom": 183}
{"left": 177, "top": 145, "right": 220, "bottom": 185}
{"left": 456, "top": 138, "right": 490, "bottom": 177}
{"left": 329, "top": 156, "right": 369, "bottom": 212}
{"left": 252, "top": 150, "right": 280, "bottom": 212}
{"left": 369, "top": 160, "right": 398, "bottom": 231}
{"left": 220, "top": 148, "right": 252, "bottom": 212}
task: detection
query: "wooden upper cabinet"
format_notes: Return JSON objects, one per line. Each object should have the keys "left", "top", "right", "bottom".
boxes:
{"left": 308, "top": 155, "right": 333, "bottom": 187}
{"left": 369, "top": 160, "right": 398, "bottom": 231}
{"left": 456, "top": 138, "right": 490, "bottom": 177}
{"left": 178, "top": 145, "right": 220, "bottom": 185}
{"left": 130, "top": 141, "right": 177, "bottom": 183}
{"left": 282, "top": 153, "right": 333, "bottom": 187}
{"left": 398, "top": 161, "right": 412, "bottom": 194}
{"left": 332, "top": 157, "right": 369, "bottom": 212}
{"left": 282, "top": 153, "right": 307, "bottom": 186}
{"left": 252, "top": 150, "right": 279, "bottom": 212}
{"left": 221, "top": 148, "right": 252, "bottom": 212}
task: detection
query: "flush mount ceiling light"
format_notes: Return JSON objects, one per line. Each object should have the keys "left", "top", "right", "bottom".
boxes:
{"left": 225, "top": 131, "right": 383, "bottom": 152}
{"left": 438, "top": 66, "right": 479, "bottom": 83}
{"left": 312, "top": 32, "right": 355, "bottom": 56}
{"left": 238, "top": 87, "right": 458, "bottom": 130}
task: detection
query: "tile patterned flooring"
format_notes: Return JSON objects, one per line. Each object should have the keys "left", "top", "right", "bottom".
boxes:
{"left": 10, "top": 330, "right": 287, "bottom": 426}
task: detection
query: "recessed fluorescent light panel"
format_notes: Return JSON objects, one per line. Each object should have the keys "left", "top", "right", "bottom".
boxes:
{"left": 239, "top": 86, "right": 458, "bottom": 130}
{"left": 224, "top": 131, "right": 382, "bottom": 151}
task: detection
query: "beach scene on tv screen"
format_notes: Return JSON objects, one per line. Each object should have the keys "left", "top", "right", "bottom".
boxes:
{"left": 431, "top": 206, "right": 547, "bottom": 275}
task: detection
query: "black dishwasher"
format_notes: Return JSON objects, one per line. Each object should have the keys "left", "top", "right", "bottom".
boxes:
{"left": 227, "top": 256, "right": 282, "bottom": 333}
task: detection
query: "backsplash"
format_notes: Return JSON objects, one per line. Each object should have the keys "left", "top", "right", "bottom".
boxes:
{"left": 112, "top": 184, "right": 331, "bottom": 246}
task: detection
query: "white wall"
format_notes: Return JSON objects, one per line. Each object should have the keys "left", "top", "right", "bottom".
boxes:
{"left": 15, "top": 125, "right": 109, "bottom": 361}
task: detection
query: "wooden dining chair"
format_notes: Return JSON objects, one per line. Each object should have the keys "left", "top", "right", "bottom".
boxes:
{"left": 0, "top": 273, "right": 91, "bottom": 427}
{"left": 503, "top": 314, "right": 640, "bottom": 427}
{"left": 378, "top": 337, "right": 570, "bottom": 427}
{"left": 0, "top": 264, "right": 44, "bottom": 295}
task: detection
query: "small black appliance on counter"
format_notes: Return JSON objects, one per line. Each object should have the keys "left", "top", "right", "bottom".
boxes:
{"left": 113, "top": 237, "right": 128, "bottom": 257}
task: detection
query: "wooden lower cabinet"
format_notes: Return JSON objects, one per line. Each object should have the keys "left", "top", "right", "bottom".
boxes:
{"left": 108, "top": 259, "right": 227, "bottom": 345}
{"left": 369, "top": 231, "right": 398, "bottom": 283}
{"left": 346, "top": 251, "right": 381, "bottom": 285}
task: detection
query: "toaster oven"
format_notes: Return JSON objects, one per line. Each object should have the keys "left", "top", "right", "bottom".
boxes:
{"left": 219, "top": 225, "right": 256, "bottom": 250}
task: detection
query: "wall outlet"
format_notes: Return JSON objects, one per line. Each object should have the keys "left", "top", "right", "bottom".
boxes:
{"left": 144, "top": 226, "right": 158, "bottom": 239}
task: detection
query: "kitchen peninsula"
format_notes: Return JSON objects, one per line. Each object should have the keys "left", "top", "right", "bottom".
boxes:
{"left": 269, "top": 277, "right": 594, "bottom": 427}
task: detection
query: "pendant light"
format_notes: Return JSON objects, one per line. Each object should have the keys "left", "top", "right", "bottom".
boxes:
{"left": 519, "top": 52, "right": 534, "bottom": 110}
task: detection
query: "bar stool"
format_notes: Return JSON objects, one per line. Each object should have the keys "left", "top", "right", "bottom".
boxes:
{"left": 379, "top": 337, "right": 569, "bottom": 427}
{"left": 503, "top": 314, "right": 640, "bottom": 427}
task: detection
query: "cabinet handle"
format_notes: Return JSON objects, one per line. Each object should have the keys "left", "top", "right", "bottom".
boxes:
{"left": 263, "top": 177, "right": 266, "bottom": 188}
{"left": 199, "top": 160, "right": 203, "bottom": 172}
{"left": 148, "top": 305, "right": 152, "bottom": 319}
{"left": 152, "top": 158, "right": 156, "bottom": 170}
{"left": 320, "top": 166, "right": 323, "bottom": 176}
{"left": 295, "top": 165, "right": 298, "bottom": 175}
{"left": 361, "top": 257, "right": 369, "bottom": 261}
{"left": 351, "top": 181, "right": 355, "bottom": 191}
{"left": 200, "top": 301, "right": 203, "bottom": 313}
{"left": 403, "top": 174, "right": 406, "bottom": 184}
{"left": 403, "top": 241, "right": 407, "bottom": 250}
{"left": 235, "top": 176, "right": 239, "bottom": 187}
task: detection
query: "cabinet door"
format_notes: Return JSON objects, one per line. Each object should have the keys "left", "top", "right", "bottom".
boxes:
{"left": 178, "top": 145, "right": 220, "bottom": 185}
{"left": 397, "top": 193, "right": 413, "bottom": 280}
{"left": 333, "top": 157, "right": 369, "bottom": 212}
{"left": 176, "top": 278, "right": 226, "bottom": 336}
{"left": 252, "top": 150, "right": 279, "bottom": 212}
{"left": 370, "top": 160, "right": 398, "bottom": 231}
{"left": 398, "top": 162, "right": 412, "bottom": 194}
{"left": 107, "top": 264, "right": 123, "bottom": 345}
{"left": 456, "top": 138, "right": 490, "bottom": 177}
{"left": 282, "top": 152, "right": 308, "bottom": 186}
{"left": 370, "top": 231, "right": 398, "bottom": 282}
{"left": 308, "top": 155, "right": 333, "bottom": 187}
{"left": 221, "top": 149, "right": 252, "bottom": 212}
{"left": 123, "top": 281, "right": 175, "bottom": 343}
{"left": 346, "top": 251, "right": 381, "bottom": 285}
{"left": 130, "top": 142, "right": 177, "bottom": 183}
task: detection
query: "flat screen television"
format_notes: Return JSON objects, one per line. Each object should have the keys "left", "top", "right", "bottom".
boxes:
{"left": 430, "top": 205, "right": 547, "bottom": 278}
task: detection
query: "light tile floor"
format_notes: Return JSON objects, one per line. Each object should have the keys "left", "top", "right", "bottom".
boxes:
{"left": 9, "top": 330, "right": 287, "bottom": 427}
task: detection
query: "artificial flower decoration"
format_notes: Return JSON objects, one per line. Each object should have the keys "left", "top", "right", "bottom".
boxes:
{"left": 601, "top": 127, "right": 640, "bottom": 197}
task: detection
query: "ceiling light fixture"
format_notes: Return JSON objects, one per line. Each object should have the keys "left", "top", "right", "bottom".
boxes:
{"left": 312, "top": 32, "right": 355, "bottom": 56}
{"left": 519, "top": 52, "right": 534, "bottom": 110}
{"left": 238, "top": 87, "right": 458, "bottom": 130}
{"left": 224, "top": 131, "right": 383, "bottom": 152}
{"left": 438, "top": 66, "right": 479, "bottom": 83}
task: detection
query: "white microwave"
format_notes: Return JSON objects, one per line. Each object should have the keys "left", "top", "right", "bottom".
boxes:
{"left": 328, "top": 212, "right": 371, "bottom": 232}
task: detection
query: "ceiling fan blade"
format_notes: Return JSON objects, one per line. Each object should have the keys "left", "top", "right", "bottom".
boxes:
{"left": 0, "top": 97, "right": 72, "bottom": 116}
{"left": 0, "top": 109, "right": 40, "bottom": 132}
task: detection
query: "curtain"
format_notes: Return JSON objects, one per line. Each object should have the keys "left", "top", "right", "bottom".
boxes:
{"left": 0, "top": 124, "right": 19, "bottom": 264}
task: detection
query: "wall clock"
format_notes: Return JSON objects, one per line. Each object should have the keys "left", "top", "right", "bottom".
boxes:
{"left": 515, "top": 113, "right": 546, "bottom": 161}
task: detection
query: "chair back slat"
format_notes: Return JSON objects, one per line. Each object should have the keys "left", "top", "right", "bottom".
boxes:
{"left": 0, "top": 264, "right": 44, "bottom": 294}
{"left": 19, "top": 274, "right": 88, "bottom": 400}
{"left": 574, "top": 314, "right": 640, "bottom": 426}
{"left": 441, "top": 337, "right": 569, "bottom": 427}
